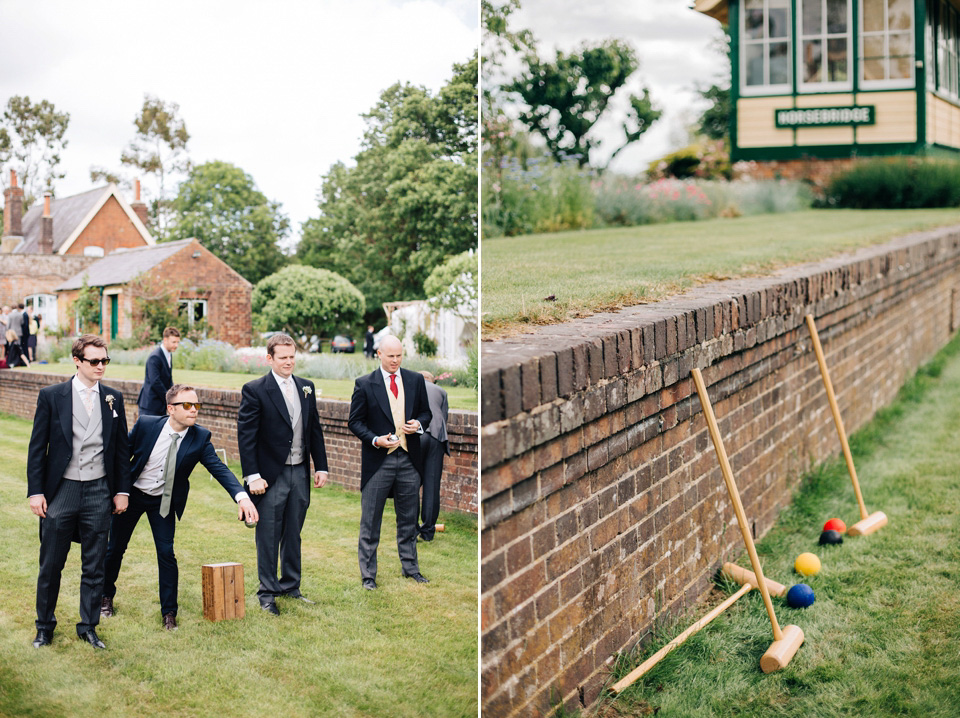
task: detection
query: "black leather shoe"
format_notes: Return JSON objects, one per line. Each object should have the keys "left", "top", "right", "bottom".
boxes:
{"left": 286, "top": 593, "right": 316, "bottom": 604}
{"left": 32, "top": 629, "right": 53, "bottom": 648}
{"left": 362, "top": 578, "right": 377, "bottom": 591}
{"left": 162, "top": 612, "right": 178, "bottom": 631}
{"left": 100, "top": 596, "right": 114, "bottom": 618}
{"left": 260, "top": 601, "right": 280, "bottom": 616}
{"left": 79, "top": 629, "right": 106, "bottom": 649}
{"left": 403, "top": 572, "right": 430, "bottom": 584}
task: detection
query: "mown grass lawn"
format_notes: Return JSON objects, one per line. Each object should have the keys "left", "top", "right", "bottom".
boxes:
{"left": 0, "top": 415, "right": 478, "bottom": 718}
{"left": 482, "top": 208, "right": 960, "bottom": 337}
{"left": 13, "top": 363, "right": 478, "bottom": 412}
{"left": 595, "top": 333, "right": 960, "bottom": 717}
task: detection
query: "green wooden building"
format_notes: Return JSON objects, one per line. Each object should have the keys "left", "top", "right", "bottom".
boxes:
{"left": 695, "top": 0, "right": 960, "bottom": 161}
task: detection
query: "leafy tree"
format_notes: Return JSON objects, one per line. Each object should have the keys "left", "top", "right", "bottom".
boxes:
{"left": 696, "top": 27, "right": 732, "bottom": 141}
{"left": 70, "top": 278, "right": 100, "bottom": 334}
{"left": 297, "top": 54, "right": 478, "bottom": 320}
{"left": 94, "top": 95, "right": 191, "bottom": 238}
{"left": 170, "top": 160, "right": 290, "bottom": 285}
{"left": 424, "top": 249, "right": 477, "bottom": 322}
{"left": 252, "top": 265, "right": 365, "bottom": 343}
{"left": 126, "top": 272, "right": 198, "bottom": 343}
{"left": 506, "top": 39, "right": 661, "bottom": 168}
{"left": 0, "top": 96, "right": 70, "bottom": 206}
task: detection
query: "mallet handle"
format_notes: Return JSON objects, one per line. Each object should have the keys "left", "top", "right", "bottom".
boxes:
{"left": 692, "top": 368, "right": 783, "bottom": 641}
{"left": 805, "top": 314, "right": 869, "bottom": 521}
{"left": 610, "top": 582, "right": 752, "bottom": 694}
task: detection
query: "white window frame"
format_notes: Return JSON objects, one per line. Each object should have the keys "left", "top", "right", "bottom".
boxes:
{"left": 178, "top": 299, "right": 208, "bottom": 333}
{"left": 859, "top": 0, "right": 916, "bottom": 89}
{"left": 740, "top": 0, "right": 793, "bottom": 96}
{"left": 798, "top": 0, "right": 854, "bottom": 92}
{"left": 24, "top": 293, "right": 58, "bottom": 330}
{"left": 937, "top": 0, "right": 959, "bottom": 98}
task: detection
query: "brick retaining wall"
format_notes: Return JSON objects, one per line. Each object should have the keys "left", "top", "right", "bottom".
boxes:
{"left": 480, "top": 225, "right": 960, "bottom": 715}
{"left": 0, "top": 372, "right": 478, "bottom": 516}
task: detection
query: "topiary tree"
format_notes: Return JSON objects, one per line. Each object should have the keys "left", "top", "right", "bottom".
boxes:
{"left": 253, "top": 265, "right": 365, "bottom": 346}
{"left": 424, "top": 250, "right": 478, "bottom": 322}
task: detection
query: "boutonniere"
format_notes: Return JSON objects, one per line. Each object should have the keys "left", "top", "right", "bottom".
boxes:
{"left": 302, "top": 385, "right": 313, "bottom": 397}
{"left": 105, "top": 395, "right": 115, "bottom": 410}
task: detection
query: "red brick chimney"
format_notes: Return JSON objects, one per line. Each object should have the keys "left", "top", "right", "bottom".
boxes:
{"left": 131, "top": 178, "right": 149, "bottom": 228}
{"left": 39, "top": 192, "right": 54, "bottom": 254}
{"left": 3, "top": 169, "right": 24, "bottom": 237}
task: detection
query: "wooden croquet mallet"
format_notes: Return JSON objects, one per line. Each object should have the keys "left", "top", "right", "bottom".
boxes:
{"left": 692, "top": 368, "right": 804, "bottom": 673}
{"left": 804, "top": 314, "right": 888, "bottom": 537}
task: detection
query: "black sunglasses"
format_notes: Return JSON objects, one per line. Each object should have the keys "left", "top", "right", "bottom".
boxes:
{"left": 171, "top": 401, "right": 202, "bottom": 411}
{"left": 79, "top": 357, "right": 111, "bottom": 367}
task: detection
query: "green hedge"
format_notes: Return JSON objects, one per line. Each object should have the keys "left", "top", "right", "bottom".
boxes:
{"left": 826, "top": 158, "right": 960, "bottom": 209}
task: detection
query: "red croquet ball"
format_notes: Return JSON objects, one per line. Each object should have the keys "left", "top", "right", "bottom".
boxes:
{"left": 823, "top": 518, "right": 846, "bottom": 533}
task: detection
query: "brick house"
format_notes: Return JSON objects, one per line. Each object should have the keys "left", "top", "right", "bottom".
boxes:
{"left": 56, "top": 239, "right": 253, "bottom": 347}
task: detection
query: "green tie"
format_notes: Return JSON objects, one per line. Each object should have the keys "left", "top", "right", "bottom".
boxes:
{"left": 159, "top": 432, "right": 181, "bottom": 518}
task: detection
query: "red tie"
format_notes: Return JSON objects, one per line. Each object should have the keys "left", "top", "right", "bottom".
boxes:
{"left": 389, "top": 373, "right": 398, "bottom": 399}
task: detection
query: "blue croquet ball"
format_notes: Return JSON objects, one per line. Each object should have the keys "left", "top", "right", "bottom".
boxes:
{"left": 819, "top": 529, "right": 844, "bottom": 545}
{"left": 786, "top": 583, "right": 815, "bottom": 608}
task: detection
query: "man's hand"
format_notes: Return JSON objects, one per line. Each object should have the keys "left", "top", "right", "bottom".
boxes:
{"left": 113, "top": 494, "right": 129, "bottom": 514}
{"left": 248, "top": 478, "right": 268, "bottom": 495}
{"left": 401, "top": 420, "right": 421, "bottom": 435}
{"left": 29, "top": 495, "right": 47, "bottom": 518}
{"left": 375, "top": 434, "right": 401, "bottom": 449}
{"left": 314, "top": 471, "right": 328, "bottom": 489}
{"left": 238, "top": 498, "right": 258, "bottom": 523}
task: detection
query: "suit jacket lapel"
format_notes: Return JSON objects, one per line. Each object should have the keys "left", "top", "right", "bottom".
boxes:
{"left": 176, "top": 425, "right": 199, "bottom": 475}
{"left": 293, "top": 377, "right": 308, "bottom": 429}
{"left": 373, "top": 371, "right": 393, "bottom": 424}
{"left": 265, "top": 375, "right": 293, "bottom": 428}
{"left": 401, "top": 369, "right": 414, "bottom": 421}
{"left": 98, "top": 390, "right": 112, "bottom": 451}
{"left": 57, "top": 380, "right": 73, "bottom": 447}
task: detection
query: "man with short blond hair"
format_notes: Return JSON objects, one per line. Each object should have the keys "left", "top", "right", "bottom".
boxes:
{"left": 138, "top": 327, "right": 181, "bottom": 416}
{"left": 27, "top": 334, "right": 130, "bottom": 650}
{"left": 101, "top": 384, "right": 258, "bottom": 630}
{"left": 238, "top": 333, "right": 329, "bottom": 615}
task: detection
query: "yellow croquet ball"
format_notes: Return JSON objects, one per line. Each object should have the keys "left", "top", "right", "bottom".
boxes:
{"left": 795, "top": 552, "right": 821, "bottom": 577}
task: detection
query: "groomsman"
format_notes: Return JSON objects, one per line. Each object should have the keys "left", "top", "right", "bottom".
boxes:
{"left": 27, "top": 335, "right": 130, "bottom": 649}
{"left": 138, "top": 327, "right": 180, "bottom": 416}
{"left": 417, "top": 371, "right": 449, "bottom": 542}
{"left": 348, "top": 335, "right": 431, "bottom": 590}
{"left": 237, "top": 333, "right": 328, "bottom": 615}
{"left": 100, "top": 385, "right": 259, "bottom": 630}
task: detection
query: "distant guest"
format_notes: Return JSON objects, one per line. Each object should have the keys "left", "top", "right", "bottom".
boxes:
{"left": 138, "top": 327, "right": 180, "bottom": 416}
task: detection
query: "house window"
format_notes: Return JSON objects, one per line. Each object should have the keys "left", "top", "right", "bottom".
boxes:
{"left": 25, "top": 294, "right": 58, "bottom": 330}
{"left": 83, "top": 246, "right": 105, "bottom": 257}
{"left": 799, "top": 0, "right": 852, "bottom": 91}
{"left": 179, "top": 299, "right": 207, "bottom": 333}
{"left": 936, "top": 0, "right": 959, "bottom": 97}
{"left": 926, "top": 0, "right": 936, "bottom": 91}
{"left": 741, "top": 0, "right": 792, "bottom": 95}
{"left": 860, "top": 0, "right": 915, "bottom": 88}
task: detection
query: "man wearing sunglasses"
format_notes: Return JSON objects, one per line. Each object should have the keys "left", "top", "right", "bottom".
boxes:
{"left": 99, "top": 385, "right": 258, "bottom": 630}
{"left": 27, "top": 334, "right": 131, "bottom": 650}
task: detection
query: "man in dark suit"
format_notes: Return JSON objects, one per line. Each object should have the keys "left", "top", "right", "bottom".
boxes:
{"left": 237, "top": 333, "right": 329, "bottom": 615}
{"left": 100, "top": 385, "right": 259, "bottom": 630}
{"left": 348, "top": 335, "right": 432, "bottom": 590}
{"left": 27, "top": 334, "right": 131, "bottom": 650}
{"left": 138, "top": 327, "right": 180, "bottom": 416}
{"left": 417, "top": 371, "right": 449, "bottom": 542}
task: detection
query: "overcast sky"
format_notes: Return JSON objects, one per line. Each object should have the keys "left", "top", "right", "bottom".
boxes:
{"left": 0, "top": 0, "right": 477, "bottom": 244}
{"left": 505, "top": 0, "right": 723, "bottom": 172}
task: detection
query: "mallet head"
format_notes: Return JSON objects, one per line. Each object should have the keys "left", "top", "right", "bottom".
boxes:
{"left": 760, "top": 624, "right": 804, "bottom": 673}
{"left": 848, "top": 511, "right": 887, "bottom": 536}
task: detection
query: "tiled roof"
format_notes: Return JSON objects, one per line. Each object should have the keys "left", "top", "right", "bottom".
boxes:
{"left": 56, "top": 239, "right": 196, "bottom": 290}
{"left": 13, "top": 186, "right": 110, "bottom": 254}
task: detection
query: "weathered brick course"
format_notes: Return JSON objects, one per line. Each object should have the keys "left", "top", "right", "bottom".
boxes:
{"left": 481, "top": 225, "right": 960, "bottom": 716}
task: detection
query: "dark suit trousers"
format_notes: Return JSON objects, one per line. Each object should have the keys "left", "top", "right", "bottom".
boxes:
{"left": 418, "top": 434, "right": 446, "bottom": 541}
{"left": 358, "top": 450, "right": 420, "bottom": 581}
{"left": 103, "top": 488, "right": 178, "bottom": 616}
{"left": 255, "top": 463, "right": 310, "bottom": 602}
{"left": 36, "top": 477, "right": 111, "bottom": 635}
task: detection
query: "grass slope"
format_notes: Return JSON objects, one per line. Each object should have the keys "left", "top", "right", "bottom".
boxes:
{"left": 482, "top": 209, "right": 960, "bottom": 337}
{"left": 0, "top": 418, "right": 478, "bottom": 718}
{"left": 13, "top": 363, "right": 478, "bottom": 411}
{"left": 595, "top": 333, "right": 960, "bottom": 717}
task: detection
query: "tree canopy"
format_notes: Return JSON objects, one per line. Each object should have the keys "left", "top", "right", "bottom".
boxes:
{"left": 297, "top": 53, "right": 478, "bottom": 321}
{"left": 506, "top": 39, "right": 661, "bottom": 168}
{"left": 0, "top": 95, "right": 70, "bottom": 206}
{"left": 170, "top": 160, "right": 289, "bottom": 285}
{"left": 253, "top": 265, "right": 365, "bottom": 342}
{"left": 424, "top": 249, "right": 477, "bottom": 322}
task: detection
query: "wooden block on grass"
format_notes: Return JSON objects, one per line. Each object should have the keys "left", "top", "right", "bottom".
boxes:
{"left": 202, "top": 562, "right": 245, "bottom": 621}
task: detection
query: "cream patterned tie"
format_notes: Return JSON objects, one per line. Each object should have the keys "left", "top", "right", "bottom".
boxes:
{"left": 81, "top": 387, "right": 96, "bottom": 416}
{"left": 282, "top": 379, "right": 297, "bottom": 422}
{"left": 159, "top": 433, "right": 181, "bottom": 518}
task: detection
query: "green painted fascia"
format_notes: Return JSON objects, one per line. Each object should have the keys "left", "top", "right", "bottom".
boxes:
{"left": 730, "top": 3, "right": 739, "bottom": 154}
{"left": 917, "top": 0, "right": 927, "bottom": 146}
{"left": 732, "top": 141, "right": 924, "bottom": 161}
